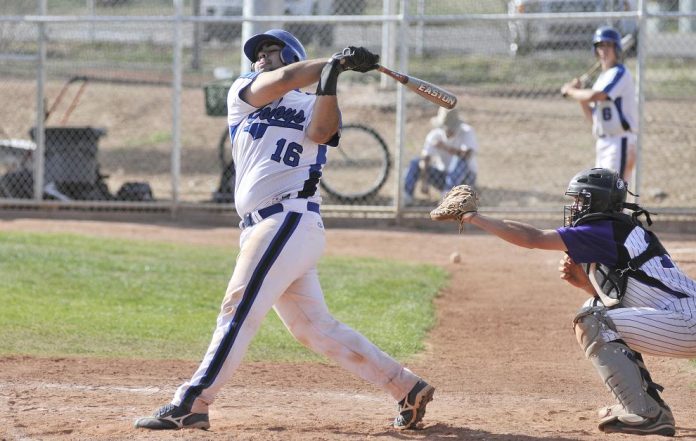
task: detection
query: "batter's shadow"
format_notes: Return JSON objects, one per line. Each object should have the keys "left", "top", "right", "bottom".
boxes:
{"left": 345, "top": 423, "right": 586, "bottom": 440}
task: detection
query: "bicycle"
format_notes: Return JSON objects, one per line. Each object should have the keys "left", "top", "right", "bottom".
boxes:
{"left": 205, "top": 81, "right": 391, "bottom": 203}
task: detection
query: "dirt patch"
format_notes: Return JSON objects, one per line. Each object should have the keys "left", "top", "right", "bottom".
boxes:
{"left": 1, "top": 218, "right": 696, "bottom": 440}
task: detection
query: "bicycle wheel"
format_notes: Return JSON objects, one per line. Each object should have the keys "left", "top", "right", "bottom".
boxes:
{"left": 320, "top": 124, "right": 391, "bottom": 202}
{"left": 217, "top": 126, "right": 231, "bottom": 172}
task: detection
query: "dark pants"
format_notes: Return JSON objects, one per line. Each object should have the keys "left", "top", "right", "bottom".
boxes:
{"left": 404, "top": 157, "right": 476, "bottom": 196}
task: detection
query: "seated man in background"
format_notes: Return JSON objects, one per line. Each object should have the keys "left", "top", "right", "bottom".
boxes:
{"left": 403, "top": 107, "right": 478, "bottom": 205}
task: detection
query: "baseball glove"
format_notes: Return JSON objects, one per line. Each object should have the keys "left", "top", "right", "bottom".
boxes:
{"left": 430, "top": 185, "right": 479, "bottom": 232}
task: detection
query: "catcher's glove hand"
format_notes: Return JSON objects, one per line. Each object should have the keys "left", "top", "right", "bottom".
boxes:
{"left": 332, "top": 46, "right": 380, "bottom": 73}
{"left": 430, "top": 185, "right": 479, "bottom": 232}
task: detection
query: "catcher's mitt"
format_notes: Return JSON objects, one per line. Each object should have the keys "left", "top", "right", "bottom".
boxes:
{"left": 430, "top": 185, "right": 479, "bottom": 231}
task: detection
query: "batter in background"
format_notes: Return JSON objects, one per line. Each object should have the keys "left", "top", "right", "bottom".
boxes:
{"left": 403, "top": 107, "right": 478, "bottom": 206}
{"left": 561, "top": 26, "right": 637, "bottom": 181}
{"left": 433, "top": 168, "right": 696, "bottom": 437}
{"left": 133, "top": 29, "right": 434, "bottom": 432}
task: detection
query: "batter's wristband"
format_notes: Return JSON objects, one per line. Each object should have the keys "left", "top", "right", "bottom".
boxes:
{"left": 316, "top": 58, "right": 342, "bottom": 96}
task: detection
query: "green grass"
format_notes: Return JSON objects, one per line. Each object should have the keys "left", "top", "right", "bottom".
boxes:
{"left": 0, "top": 231, "right": 446, "bottom": 362}
{"left": 124, "top": 130, "right": 172, "bottom": 148}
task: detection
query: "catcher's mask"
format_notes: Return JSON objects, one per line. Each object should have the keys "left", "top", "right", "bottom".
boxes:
{"left": 564, "top": 168, "right": 627, "bottom": 226}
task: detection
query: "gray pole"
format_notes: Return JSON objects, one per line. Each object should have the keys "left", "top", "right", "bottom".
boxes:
{"left": 191, "top": 0, "right": 201, "bottom": 71}
{"left": 241, "top": 0, "right": 283, "bottom": 74}
{"left": 34, "top": 0, "right": 47, "bottom": 201}
{"left": 380, "top": 0, "right": 397, "bottom": 89}
{"left": 171, "top": 0, "right": 184, "bottom": 209}
{"left": 87, "top": 0, "right": 95, "bottom": 42}
{"left": 680, "top": 0, "right": 696, "bottom": 32}
{"left": 415, "top": 0, "right": 424, "bottom": 57}
{"left": 395, "top": 0, "right": 408, "bottom": 215}
{"left": 634, "top": 0, "right": 646, "bottom": 201}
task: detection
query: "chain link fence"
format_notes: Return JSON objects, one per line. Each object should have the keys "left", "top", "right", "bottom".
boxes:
{"left": 1, "top": 0, "right": 695, "bottom": 218}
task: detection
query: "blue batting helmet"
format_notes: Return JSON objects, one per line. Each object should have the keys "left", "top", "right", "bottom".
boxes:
{"left": 243, "top": 29, "right": 307, "bottom": 65}
{"left": 593, "top": 26, "right": 622, "bottom": 56}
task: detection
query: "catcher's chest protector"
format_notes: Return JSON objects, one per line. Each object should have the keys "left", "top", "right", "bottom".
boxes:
{"left": 575, "top": 212, "right": 667, "bottom": 307}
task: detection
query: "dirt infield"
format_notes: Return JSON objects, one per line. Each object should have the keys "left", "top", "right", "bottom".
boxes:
{"left": 1, "top": 218, "right": 696, "bottom": 441}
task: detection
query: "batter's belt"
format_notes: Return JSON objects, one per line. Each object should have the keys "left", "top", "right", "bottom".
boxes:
{"left": 240, "top": 200, "right": 320, "bottom": 230}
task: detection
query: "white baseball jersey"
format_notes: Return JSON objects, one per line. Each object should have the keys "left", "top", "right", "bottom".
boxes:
{"left": 591, "top": 64, "right": 638, "bottom": 139}
{"left": 558, "top": 218, "right": 696, "bottom": 358}
{"left": 421, "top": 123, "right": 478, "bottom": 175}
{"left": 226, "top": 72, "right": 328, "bottom": 216}
{"left": 171, "top": 71, "right": 420, "bottom": 414}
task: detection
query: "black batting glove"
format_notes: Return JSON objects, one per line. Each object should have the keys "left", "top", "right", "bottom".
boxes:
{"left": 317, "top": 47, "right": 380, "bottom": 96}
{"left": 332, "top": 46, "right": 380, "bottom": 73}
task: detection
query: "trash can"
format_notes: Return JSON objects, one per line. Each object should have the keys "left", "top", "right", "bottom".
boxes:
{"left": 29, "top": 126, "right": 106, "bottom": 185}
{"left": 203, "top": 81, "right": 232, "bottom": 117}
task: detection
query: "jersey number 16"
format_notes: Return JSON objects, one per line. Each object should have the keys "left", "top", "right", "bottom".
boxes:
{"left": 271, "top": 138, "right": 303, "bottom": 167}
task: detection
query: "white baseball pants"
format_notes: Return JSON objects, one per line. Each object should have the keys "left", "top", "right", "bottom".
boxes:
{"left": 172, "top": 199, "right": 419, "bottom": 412}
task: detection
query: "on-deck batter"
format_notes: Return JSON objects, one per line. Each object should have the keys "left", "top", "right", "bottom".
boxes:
{"left": 561, "top": 27, "right": 637, "bottom": 181}
{"left": 134, "top": 29, "right": 434, "bottom": 432}
{"left": 435, "top": 168, "right": 696, "bottom": 437}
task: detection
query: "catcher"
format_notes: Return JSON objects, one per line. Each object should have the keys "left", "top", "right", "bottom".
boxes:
{"left": 431, "top": 169, "right": 696, "bottom": 437}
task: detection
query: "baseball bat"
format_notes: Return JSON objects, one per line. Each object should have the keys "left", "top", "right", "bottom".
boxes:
{"left": 376, "top": 65, "right": 457, "bottom": 109}
{"left": 562, "top": 33, "right": 635, "bottom": 97}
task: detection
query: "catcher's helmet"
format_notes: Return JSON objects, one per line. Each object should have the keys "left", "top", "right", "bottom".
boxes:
{"left": 593, "top": 26, "right": 622, "bottom": 57}
{"left": 243, "top": 29, "right": 307, "bottom": 66}
{"left": 564, "top": 168, "right": 627, "bottom": 226}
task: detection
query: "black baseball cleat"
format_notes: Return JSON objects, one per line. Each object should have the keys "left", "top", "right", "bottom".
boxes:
{"left": 393, "top": 380, "right": 435, "bottom": 430}
{"left": 134, "top": 403, "right": 210, "bottom": 430}
{"left": 598, "top": 405, "right": 675, "bottom": 437}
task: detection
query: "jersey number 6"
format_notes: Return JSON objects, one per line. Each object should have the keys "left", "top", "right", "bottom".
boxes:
{"left": 602, "top": 107, "right": 612, "bottom": 121}
{"left": 271, "top": 138, "right": 303, "bottom": 167}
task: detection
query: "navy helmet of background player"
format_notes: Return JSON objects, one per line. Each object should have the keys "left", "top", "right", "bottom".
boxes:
{"left": 134, "top": 29, "right": 435, "bottom": 432}
{"left": 561, "top": 27, "right": 637, "bottom": 182}
{"left": 439, "top": 168, "right": 696, "bottom": 436}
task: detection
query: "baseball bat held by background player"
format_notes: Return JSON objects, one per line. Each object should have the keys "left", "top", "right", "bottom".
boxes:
{"left": 376, "top": 65, "right": 457, "bottom": 109}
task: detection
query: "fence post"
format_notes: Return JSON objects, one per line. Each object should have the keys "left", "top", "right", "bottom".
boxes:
{"left": 191, "top": 0, "right": 202, "bottom": 71}
{"left": 34, "top": 0, "right": 47, "bottom": 201}
{"left": 634, "top": 0, "right": 647, "bottom": 201}
{"left": 415, "top": 0, "right": 425, "bottom": 57}
{"left": 171, "top": 0, "right": 184, "bottom": 211}
{"left": 680, "top": 0, "right": 696, "bottom": 32}
{"left": 394, "top": 0, "right": 409, "bottom": 218}
{"left": 380, "top": 0, "right": 397, "bottom": 89}
{"left": 241, "top": 0, "right": 283, "bottom": 75}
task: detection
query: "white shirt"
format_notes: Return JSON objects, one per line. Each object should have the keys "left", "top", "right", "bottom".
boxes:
{"left": 421, "top": 123, "right": 478, "bottom": 174}
{"left": 591, "top": 64, "right": 637, "bottom": 138}
{"left": 226, "top": 73, "right": 331, "bottom": 216}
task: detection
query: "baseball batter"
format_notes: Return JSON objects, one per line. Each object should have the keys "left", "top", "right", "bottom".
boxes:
{"left": 431, "top": 168, "right": 696, "bottom": 436}
{"left": 134, "top": 29, "right": 434, "bottom": 431}
{"left": 561, "top": 27, "right": 637, "bottom": 181}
